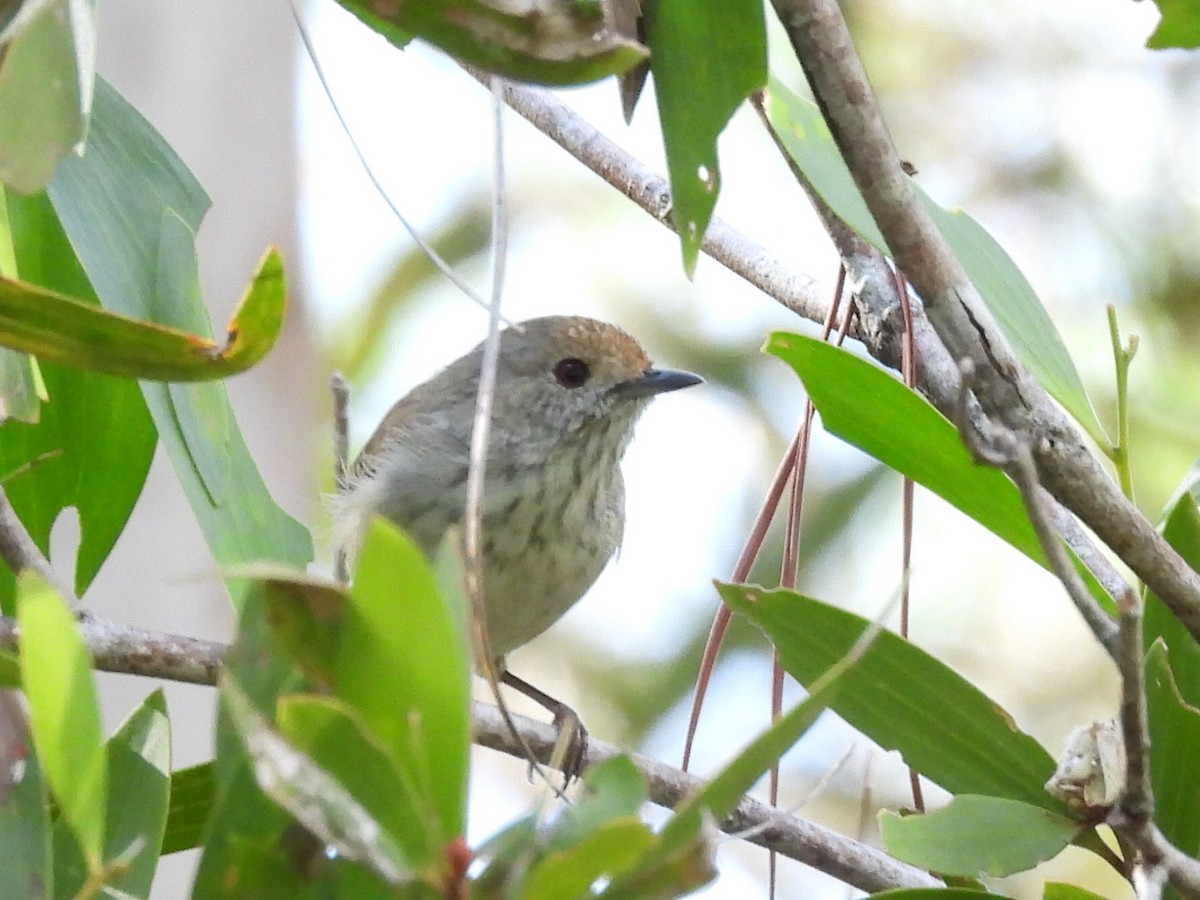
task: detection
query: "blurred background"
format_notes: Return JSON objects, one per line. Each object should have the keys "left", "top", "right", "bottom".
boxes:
{"left": 85, "top": 0, "right": 1200, "bottom": 895}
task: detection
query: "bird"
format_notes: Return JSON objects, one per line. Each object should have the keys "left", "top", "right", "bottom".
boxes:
{"left": 332, "top": 315, "right": 702, "bottom": 778}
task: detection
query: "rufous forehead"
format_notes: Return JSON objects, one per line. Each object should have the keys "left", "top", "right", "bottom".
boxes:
{"left": 553, "top": 318, "right": 651, "bottom": 381}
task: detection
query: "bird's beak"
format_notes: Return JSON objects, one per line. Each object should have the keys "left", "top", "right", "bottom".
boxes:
{"left": 615, "top": 367, "right": 704, "bottom": 399}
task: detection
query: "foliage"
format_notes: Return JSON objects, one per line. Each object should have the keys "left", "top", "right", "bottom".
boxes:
{"left": 3, "top": 0, "right": 1200, "bottom": 897}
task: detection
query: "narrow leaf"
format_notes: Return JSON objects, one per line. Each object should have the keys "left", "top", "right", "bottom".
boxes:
{"left": 221, "top": 675, "right": 413, "bottom": 887}
{"left": 1146, "top": 0, "right": 1200, "bottom": 49}
{"left": 1043, "top": 882, "right": 1111, "bottom": 900}
{"left": 608, "top": 605, "right": 867, "bottom": 896}
{"left": 52, "top": 688, "right": 173, "bottom": 898}
{"left": 0, "top": 0, "right": 95, "bottom": 193}
{"left": 1145, "top": 640, "right": 1200, "bottom": 857}
{"left": 718, "top": 583, "right": 1063, "bottom": 811}
{"left": 523, "top": 819, "right": 656, "bottom": 900}
{"left": 1, "top": 189, "right": 155, "bottom": 605}
{"left": 275, "top": 693, "right": 438, "bottom": 872}
{"left": 765, "top": 332, "right": 1112, "bottom": 611}
{"left": 0, "top": 248, "right": 285, "bottom": 380}
{"left": 0, "top": 689, "right": 50, "bottom": 898}
{"left": 102, "top": 688, "right": 172, "bottom": 895}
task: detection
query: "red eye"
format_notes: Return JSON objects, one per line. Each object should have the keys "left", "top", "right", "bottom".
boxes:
{"left": 553, "top": 357, "right": 591, "bottom": 388}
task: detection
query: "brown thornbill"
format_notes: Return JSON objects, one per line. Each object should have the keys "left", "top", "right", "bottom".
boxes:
{"left": 334, "top": 316, "right": 702, "bottom": 778}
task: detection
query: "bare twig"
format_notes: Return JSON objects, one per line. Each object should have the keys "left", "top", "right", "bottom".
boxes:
{"left": 463, "top": 70, "right": 834, "bottom": 328}
{"left": 954, "top": 361, "right": 1119, "bottom": 656}
{"left": 331, "top": 373, "right": 351, "bottom": 585}
{"left": 0, "top": 614, "right": 223, "bottom": 684}
{"left": 471, "top": 702, "right": 942, "bottom": 894}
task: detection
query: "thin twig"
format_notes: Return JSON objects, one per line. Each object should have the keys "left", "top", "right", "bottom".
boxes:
{"left": 331, "top": 373, "right": 351, "bottom": 585}
{"left": 462, "top": 77, "right": 559, "bottom": 794}
{"left": 954, "top": 360, "right": 1120, "bottom": 656}
{"left": 290, "top": 0, "right": 497, "bottom": 314}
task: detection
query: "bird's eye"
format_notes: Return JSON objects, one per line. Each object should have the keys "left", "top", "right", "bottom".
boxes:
{"left": 553, "top": 357, "right": 591, "bottom": 388}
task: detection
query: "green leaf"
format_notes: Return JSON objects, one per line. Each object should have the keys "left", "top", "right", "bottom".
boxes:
{"left": 52, "top": 688, "right": 173, "bottom": 898}
{"left": 763, "top": 78, "right": 1106, "bottom": 445}
{"left": 472, "top": 815, "right": 539, "bottom": 894}
{"left": 523, "top": 819, "right": 656, "bottom": 900}
{"left": 1043, "top": 882, "right": 1111, "bottom": 900}
{"left": 275, "top": 693, "right": 439, "bottom": 874}
{"left": 1145, "top": 640, "right": 1200, "bottom": 858}
{"left": 102, "top": 689, "right": 172, "bottom": 894}
{"left": 335, "top": 0, "right": 645, "bottom": 86}
{"left": 0, "top": 649, "right": 18, "bottom": 685}
{"left": 1145, "top": 493, "right": 1200, "bottom": 861}
{"left": 334, "top": 520, "right": 471, "bottom": 846}
{"left": 45, "top": 78, "right": 312, "bottom": 602}
{"left": 0, "top": 0, "right": 96, "bottom": 194}
{"left": 871, "top": 891, "right": 1011, "bottom": 899}
{"left": 0, "top": 249, "right": 286, "bottom": 380}
{"left": 1147, "top": 0, "right": 1200, "bottom": 48}
{"left": 161, "top": 762, "right": 214, "bottom": 855}
{"left": 718, "top": 583, "right": 1063, "bottom": 811}
{"left": 192, "top": 576, "right": 311, "bottom": 896}
{"left": 606, "top": 608, "right": 866, "bottom": 897}
{"left": 546, "top": 756, "right": 647, "bottom": 853}
{"left": 881, "top": 795, "right": 1080, "bottom": 877}
{"left": 221, "top": 675, "right": 413, "bottom": 888}
{"left": 0, "top": 186, "right": 45, "bottom": 423}
{"left": 645, "top": 0, "right": 766, "bottom": 274}
{"left": 0, "top": 691, "right": 51, "bottom": 898}
{"left": 1146, "top": 495, "right": 1200, "bottom": 703}
{"left": 0, "top": 189, "right": 155, "bottom": 607}
{"left": 17, "top": 572, "right": 106, "bottom": 863}
{"left": 254, "top": 567, "right": 347, "bottom": 691}
{"left": 764, "top": 332, "right": 1112, "bottom": 611}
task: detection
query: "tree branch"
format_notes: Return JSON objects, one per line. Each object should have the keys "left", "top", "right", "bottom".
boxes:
{"left": 0, "top": 613, "right": 940, "bottom": 893}
{"left": 768, "top": 0, "right": 1200, "bottom": 639}
{"left": 472, "top": 701, "right": 942, "bottom": 893}
{"left": 0, "top": 614, "right": 223, "bottom": 685}
{"left": 463, "top": 68, "right": 834, "bottom": 328}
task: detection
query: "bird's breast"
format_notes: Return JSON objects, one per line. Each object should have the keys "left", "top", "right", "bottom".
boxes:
{"left": 476, "top": 459, "right": 625, "bottom": 657}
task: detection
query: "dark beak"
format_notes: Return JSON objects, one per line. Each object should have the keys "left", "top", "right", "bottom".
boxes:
{"left": 616, "top": 367, "right": 704, "bottom": 399}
